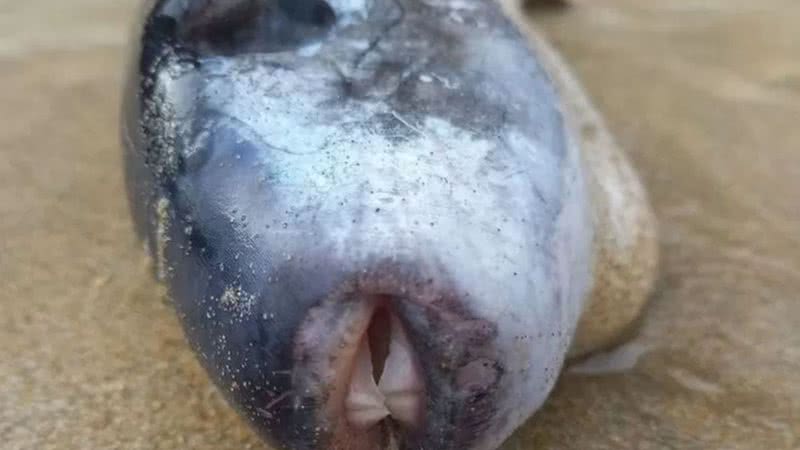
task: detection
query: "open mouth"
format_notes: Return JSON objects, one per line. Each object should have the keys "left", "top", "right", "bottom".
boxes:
{"left": 293, "top": 293, "right": 426, "bottom": 449}
{"left": 345, "top": 300, "right": 425, "bottom": 430}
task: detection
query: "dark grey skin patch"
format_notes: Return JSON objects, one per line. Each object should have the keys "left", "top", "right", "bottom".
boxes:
{"left": 122, "top": 1, "right": 595, "bottom": 449}
{"left": 180, "top": 0, "right": 337, "bottom": 55}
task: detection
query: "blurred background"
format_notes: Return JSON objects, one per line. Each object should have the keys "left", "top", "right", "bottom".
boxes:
{"left": 1, "top": 0, "right": 798, "bottom": 449}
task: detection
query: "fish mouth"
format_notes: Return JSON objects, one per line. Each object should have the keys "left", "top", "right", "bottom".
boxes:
{"left": 293, "top": 291, "right": 426, "bottom": 450}
{"left": 346, "top": 298, "right": 425, "bottom": 430}
{"left": 290, "top": 264, "right": 504, "bottom": 450}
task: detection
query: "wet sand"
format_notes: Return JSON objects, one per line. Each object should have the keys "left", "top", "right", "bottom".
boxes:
{"left": 1, "top": 1, "right": 798, "bottom": 449}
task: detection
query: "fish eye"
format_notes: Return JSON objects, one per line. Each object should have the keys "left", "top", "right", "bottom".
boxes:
{"left": 173, "top": 0, "right": 337, "bottom": 55}
{"left": 280, "top": 0, "right": 337, "bottom": 27}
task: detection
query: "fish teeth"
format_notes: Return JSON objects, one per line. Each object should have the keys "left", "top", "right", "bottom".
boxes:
{"left": 345, "top": 309, "right": 423, "bottom": 429}
{"left": 378, "top": 314, "right": 424, "bottom": 427}
{"left": 345, "top": 338, "right": 390, "bottom": 429}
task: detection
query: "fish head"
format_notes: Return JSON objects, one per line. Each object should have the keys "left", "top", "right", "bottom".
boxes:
{"left": 124, "top": 1, "right": 593, "bottom": 449}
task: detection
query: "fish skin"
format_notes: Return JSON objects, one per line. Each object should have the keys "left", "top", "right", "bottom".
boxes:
{"left": 121, "top": 1, "right": 595, "bottom": 449}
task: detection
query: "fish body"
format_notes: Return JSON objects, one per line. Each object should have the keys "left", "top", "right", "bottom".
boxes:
{"left": 122, "top": 1, "right": 655, "bottom": 449}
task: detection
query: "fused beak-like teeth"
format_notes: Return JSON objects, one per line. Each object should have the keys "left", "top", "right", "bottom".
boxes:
{"left": 345, "top": 337, "right": 391, "bottom": 429}
{"left": 377, "top": 314, "right": 424, "bottom": 427}
{"left": 345, "top": 307, "right": 424, "bottom": 430}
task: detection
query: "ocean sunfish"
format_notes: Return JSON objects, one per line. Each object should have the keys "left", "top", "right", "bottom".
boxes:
{"left": 121, "top": 0, "right": 658, "bottom": 449}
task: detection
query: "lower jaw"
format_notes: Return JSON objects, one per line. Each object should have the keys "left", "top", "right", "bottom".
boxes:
{"left": 328, "top": 418, "right": 405, "bottom": 450}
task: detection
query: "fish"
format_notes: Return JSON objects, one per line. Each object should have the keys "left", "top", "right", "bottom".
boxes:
{"left": 121, "top": 0, "right": 658, "bottom": 449}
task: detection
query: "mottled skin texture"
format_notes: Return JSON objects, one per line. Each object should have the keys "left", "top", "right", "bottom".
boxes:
{"left": 122, "top": 1, "right": 656, "bottom": 450}
{"left": 501, "top": 0, "right": 659, "bottom": 358}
